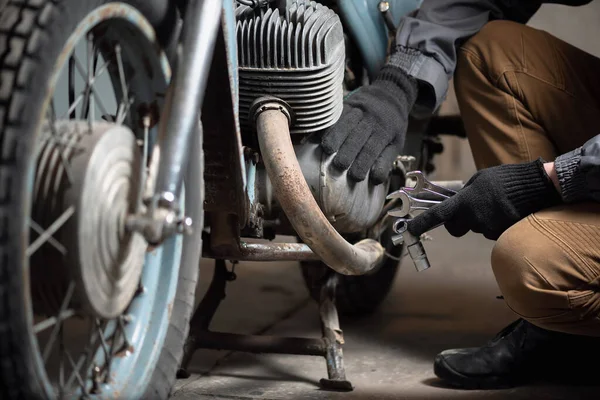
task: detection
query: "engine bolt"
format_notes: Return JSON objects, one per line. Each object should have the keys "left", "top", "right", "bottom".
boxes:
{"left": 177, "top": 216, "right": 194, "bottom": 235}
{"left": 136, "top": 283, "right": 146, "bottom": 296}
{"left": 90, "top": 365, "right": 102, "bottom": 394}
{"left": 378, "top": 1, "right": 390, "bottom": 12}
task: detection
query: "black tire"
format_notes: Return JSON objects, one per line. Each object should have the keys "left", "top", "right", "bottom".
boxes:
{"left": 301, "top": 228, "right": 402, "bottom": 317}
{"left": 0, "top": 1, "right": 200, "bottom": 399}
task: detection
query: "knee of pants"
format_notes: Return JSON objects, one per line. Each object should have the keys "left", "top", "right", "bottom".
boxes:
{"left": 491, "top": 219, "right": 562, "bottom": 320}
{"left": 455, "top": 20, "right": 527, "bottom": 97}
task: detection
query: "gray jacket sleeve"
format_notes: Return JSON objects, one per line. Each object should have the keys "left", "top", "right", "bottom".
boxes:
{"left": 390, "top": 0, "right": 546, "bottom": 115}
{"left": 555, "top": 136, "right": 600, "bottom": 203}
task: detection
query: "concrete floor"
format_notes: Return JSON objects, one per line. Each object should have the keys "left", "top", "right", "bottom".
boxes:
{"left": 172, "top": 3, "right": 600, "bottom": 399}
{"left": 172, "top": 230, "right": 600, "bottom": 400}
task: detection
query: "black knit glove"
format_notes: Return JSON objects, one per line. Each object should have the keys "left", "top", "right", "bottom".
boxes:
{"left": 321, "top": 65, "right": 418, "bottom": 184}
{"left": 407, "top": 159, "right": 562, "bottom": 240}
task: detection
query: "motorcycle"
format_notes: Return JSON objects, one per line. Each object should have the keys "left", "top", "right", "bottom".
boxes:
{"left": 0, "top": 0, "right": 463, "bottom": 398}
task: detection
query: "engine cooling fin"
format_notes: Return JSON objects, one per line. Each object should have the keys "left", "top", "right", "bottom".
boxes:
{"left": 236, "top": 0, "right": 345, "bottom": 134}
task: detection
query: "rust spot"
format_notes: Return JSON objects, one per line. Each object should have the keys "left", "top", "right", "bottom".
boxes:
{"left": 100, "top": 4, "right": 129, "bottom": 20}
{"left": 334, "top": 329, "right": 345, "bottom": 344}
{"left": 115, "top": 345, "right": 134, "bottom": 358}
{"left": 99, "top": 5, "right": 113, "bottom": 19}
{"left": 147, "top": 245, "right": 158, "bottom": 255}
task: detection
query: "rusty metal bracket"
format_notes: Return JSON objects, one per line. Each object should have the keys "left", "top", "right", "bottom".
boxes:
{"left": 202, "top": 26, "right": 247, "bottom": 221}
{"left": 203, "top": 241, "right": 322, "bottom": 262}
{"left": 178, "top": 259, "right": 354, "bottom": 391}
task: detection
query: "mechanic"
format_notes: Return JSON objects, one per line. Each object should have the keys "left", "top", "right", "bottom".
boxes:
{"left": 320, "top": 0, "right": 600, "bottom": 390}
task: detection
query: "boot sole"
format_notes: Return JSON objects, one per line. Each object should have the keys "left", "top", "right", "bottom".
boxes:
{"left": 433, "top": 354, "right": 518, "bottom": 390}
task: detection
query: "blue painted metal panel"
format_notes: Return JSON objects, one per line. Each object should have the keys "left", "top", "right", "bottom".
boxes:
{"left": 222, "top": 0, "right": 239, "bottom": 108}
{"left": 338, "top": 0, "right": 422, "bottom": 79}
{"left": 222, "top": 0, "right": 247, "bottom": 190}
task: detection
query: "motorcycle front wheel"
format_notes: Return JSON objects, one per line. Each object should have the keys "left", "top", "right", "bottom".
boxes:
{"left": 0, "top": 1, "right": 203, "bottom": 399}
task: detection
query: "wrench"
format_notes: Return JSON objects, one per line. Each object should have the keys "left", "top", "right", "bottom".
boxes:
{"left": 386, "top": 189, "right": 442, "bottom": 217}
{"left": 386, "top": 171, "right": 458, "bottom": 217}
{"left": 405, "top": 171, "right": 457, "bottom": 199}
{"left": 391, "top": 218, "right": 430, "bottom": 272}
{"left": 386, "top": 171, "right": 461, "bottom": 272}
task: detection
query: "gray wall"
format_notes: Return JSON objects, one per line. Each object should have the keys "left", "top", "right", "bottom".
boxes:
{"left": 434, "top": 0, "right": 600, "bottom": 181}
{"left": 530, "top": 1, "right": 600, "bottom": 57}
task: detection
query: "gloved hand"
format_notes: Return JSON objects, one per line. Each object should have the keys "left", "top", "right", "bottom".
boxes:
{"left": 321, "top": 65, "right": 418, "bottom": 184}
{"left": 407, "top": 159, "right": 562, "bottom": 240}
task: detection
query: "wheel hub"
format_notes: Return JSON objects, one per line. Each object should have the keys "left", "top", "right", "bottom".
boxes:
{"left": 31, "top": 121, "right": 145, "bottom": 319}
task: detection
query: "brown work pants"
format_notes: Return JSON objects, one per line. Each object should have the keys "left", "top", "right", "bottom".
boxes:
{"left": 455, "top": 20, "right": 600, "bottom": 336}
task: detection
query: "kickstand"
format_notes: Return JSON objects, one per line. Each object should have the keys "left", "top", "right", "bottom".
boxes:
{"left": 178, "top": 260, "right": 353, "bottom": 391}
{"left": 318, "top": 272, "right": 353, "bottom": 391}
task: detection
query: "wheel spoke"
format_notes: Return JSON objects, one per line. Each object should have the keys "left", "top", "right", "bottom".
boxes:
{"left": 80, "top": 34, "right": 94, "bottom": 121}
{"left": 65, "top": 319, "right": 96, "bottom": 390}
{"left": 115, "top": 44, "right": 132, "bottom": 124}
{"left": 61, "top": 93, "right": 85, "bottom": 122}
{"left": 115, "top": 45, "right": 128, "bottom": 103}
{"left": 27, "top": 206, "right": 75, "bottom": 257}
{"left": 72, "top": 48, "right": 111, "bottom": 121}
{"left": 95, "top": 319, "right": 112, "bottom": 372}
{"left": 60, "top": 57, "right": 111, "bottom": 120}
{"left": 58, "top": 325, "right": 65, "bottom": 398}
{"left": 86, "top": 33, "right": 99, "bottom": 127}
{"left": 64, "top": 349, "right": 88, "bottom": 394}
{"left": 117, "top": 315, "right": 131, "bottom": 352}
{"left": 42, "top": 282, "right": 75, "bottom": 362}
{"left": 33, "top": 309, "right": 75, "bottom": 334}
{"left": 104, "top": 321, "right": 119, "bottom": 384}
{"left": 139, "top": 115, "right": 151, "bottom": 199}
{"left": 116, "top": 96, "right": 134, "bottom": 125}
{"left": 68, "top": 56, "right": 76, "bottom": 119}
{"left": 29, "top": 219, "right": 67, "bottom": 255}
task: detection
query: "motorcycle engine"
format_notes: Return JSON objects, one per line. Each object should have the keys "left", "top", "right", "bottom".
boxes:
{"left": 236, "top": 0, "right": 387, "bottom": 233}
{"left": 236, "top": 0, "right": 345, "bottom": 134}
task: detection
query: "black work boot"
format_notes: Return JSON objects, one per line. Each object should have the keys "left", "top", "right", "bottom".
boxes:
{"left": 434, "top": 319, "right": 599, "bottom": 389}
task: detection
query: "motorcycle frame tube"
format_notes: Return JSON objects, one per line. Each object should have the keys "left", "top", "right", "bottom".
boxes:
{"left": 337, "top": 0, "right": 422, "bottom": 79}
{"left": 153, "top": 0, "right": 222, "bottom": 200}
{"left": 203, "top": 242, "right": 322, "bottom": 262}
{"left": 254, "top": 99, "right": 385, "bottom": 276}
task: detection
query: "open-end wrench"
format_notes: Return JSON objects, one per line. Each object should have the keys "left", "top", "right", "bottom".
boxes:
{"left": 387, "top": 171, "right": 459, "bottom": 217}
{"left": 386, "top": 189, "right": 442, "bottom": 217}
{"left": 405, "top": 171, "right": 457, "bottom": 199}
{"left": 387, "top": 171, "right": 461, "bottom": 272}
